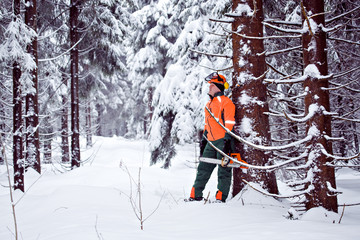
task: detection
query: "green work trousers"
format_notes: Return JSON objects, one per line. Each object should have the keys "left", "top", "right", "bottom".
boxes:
{"left": 192, "top": 138, "right": 232, "bottom": 202}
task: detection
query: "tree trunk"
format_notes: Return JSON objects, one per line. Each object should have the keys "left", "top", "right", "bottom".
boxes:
{"left": 70, "top": 0, "right": 81, "bottom": 168}
{"left": 0, "top": 110, "right": 4, "bottom": 165}
{"left": 145, "top": 87, "right": 154, "bottom": 135}
{"left": 13, "top": 0, "right": 24, "bottom": 192}
{"left": 25, "top": 0, "right": 40, "bottom": 173}
{"left": 43, "top": 138, "right": 52, "bottom": 164}
{"left": 61, "top": 76, "right": 70, "bottom": 163}
{"left": 86, "top": 102, "right": 92, "bottom": 148}
{"left": 301, "top": 0, "right": 338, "bottom": 212}
{"left": 231, "top": 0, "right": 278, "bottom": 196}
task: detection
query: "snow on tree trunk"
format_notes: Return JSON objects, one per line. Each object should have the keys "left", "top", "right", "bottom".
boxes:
{"left": 70, "top": 0, "right": 81, "bottom": 168}
{"left": 230, "top": 0, "right": 278, "bottom": 196}
{"left": 25, "top": 0, "right": 40, "bottom": 173}
{"left": 301, "top": 0, "right": 338, "bottom": 212}
{"left": 12, "top": 0, "right": 24, "bottom": 192}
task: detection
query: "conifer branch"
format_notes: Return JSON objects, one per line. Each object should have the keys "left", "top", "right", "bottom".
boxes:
{"left": 189, "top": 48, "right": 232, "bottom": 59}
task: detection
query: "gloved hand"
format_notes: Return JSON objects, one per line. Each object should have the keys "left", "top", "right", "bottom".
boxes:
{"left": 223, "top": 139, "right": 232, "bottom": 155}
{"left": 200, "top": 130, "right": 208, "bottom": 157}
{"left": 199, "top": 139, "right": 207, "bottom": 157}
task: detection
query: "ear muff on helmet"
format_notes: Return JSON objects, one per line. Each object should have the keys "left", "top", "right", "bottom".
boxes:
{"left": 205, "top": 72, "right": 229, "bottom": 90}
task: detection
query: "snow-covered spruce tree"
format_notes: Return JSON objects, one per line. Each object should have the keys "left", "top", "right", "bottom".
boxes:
{"left": 126, "top": 0, "right": 177, "bottom": 138}
{"left": 37, "top": 0, "right": 71, "bottom": 165}
{"left": 0, "top": 0, "right": 36, "bottom": 191}
{"left": 148, "top": 0, "right": 232, "bottom": 168}
{"left": 259, "top": 0, "right": 358, "bottom": 212}
{"left": 24, "top": 0, "right": 40, "bottom": 173}
{"left": 299, "top": 0, "right": 338, "bottom": 212}
{"left": 0, "top": 0, "right": 12, "bottom": 165}
{"left": 78, "top": 0, "right": 130, "bottom": 139}
{"left": 228, "top": 0, "right": 278, "bottom": 195}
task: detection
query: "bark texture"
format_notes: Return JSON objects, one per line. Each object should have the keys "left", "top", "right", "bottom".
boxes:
{"left": 302, "top": 0, "right": 338, "bottom": 212}
{"left": 231, "top": 0, "right": 278, "bottom": 196}
{"left": 70, "top": 0, "right": 81, "bottom": 168}
{"left": 25, "top": 0, "right": 40, "bottom": 173}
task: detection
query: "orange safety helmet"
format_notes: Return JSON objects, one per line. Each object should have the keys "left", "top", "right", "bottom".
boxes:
{"left": 205, "top": 72, "right": 229, "bottom": 89}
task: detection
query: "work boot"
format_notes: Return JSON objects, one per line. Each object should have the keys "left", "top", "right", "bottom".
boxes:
{"left": 185, "top": 197, "right": 204, "bottom": 202}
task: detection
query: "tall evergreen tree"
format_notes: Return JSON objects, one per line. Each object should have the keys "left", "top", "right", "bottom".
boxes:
{"left": 148, "top": 0, "right": 232, "bottom": 168}
{"left": 301, "top": 0, "right": 338, "bottom": 212}
{"left": 0, "top": 0, "right": 36, "bottom": 191}
{"left": 229, "top": 0, "right": 278, "bottom": 195}
{"left": 69, "top": 0, "right": 81, "bottom": 168}
{"left": 24, "top": 0, "right": 40, "bottom": 173}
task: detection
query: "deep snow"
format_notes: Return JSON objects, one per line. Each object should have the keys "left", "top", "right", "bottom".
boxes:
{"left": 0, "top": 136, "right": 359, "bottom": 239}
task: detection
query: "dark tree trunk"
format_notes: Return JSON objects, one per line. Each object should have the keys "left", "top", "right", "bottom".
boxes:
{"left": 70, "top": 0, "right": 81, "bottom": 168}
{"left": 86, "top": 102, "right": 92, "bottom": 148}
{"left": 61, "top": 75, "right": 70, "bottom": 163}
{"left": 13, "top": 0, "right": 24, "bottom": 192}
{"left": 0, "top": 111, "right": 4, "bottom": 165}
{"left": 144, "top": 87, "right": 154, "bottom": 135}
{"left": 43, "top": 138, "right": 52, "bottom": 164}
{"left": 95, "top": 103, "right": 103, "bottom": 136}
{"left": 231, "top": 0, "right": 278, "bottom": 196}
{"left": 25, "top": 0, "right": 40, "bottom": 173}
{"left": 301, "top": 0, "right": 338, "bottom": 212}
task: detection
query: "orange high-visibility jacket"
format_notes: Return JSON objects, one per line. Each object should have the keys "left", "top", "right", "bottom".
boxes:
{"left": 204, "top": 92, "right": 235, "bottom": 141}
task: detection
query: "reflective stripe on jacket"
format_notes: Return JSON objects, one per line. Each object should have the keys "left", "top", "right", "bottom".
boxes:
{"left": 204, "top": 92, "right": 235, "bottom": 141}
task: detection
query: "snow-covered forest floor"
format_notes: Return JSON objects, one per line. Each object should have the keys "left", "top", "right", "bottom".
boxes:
{"left": 1, "top": 136, "right": 359, "bottom": 239}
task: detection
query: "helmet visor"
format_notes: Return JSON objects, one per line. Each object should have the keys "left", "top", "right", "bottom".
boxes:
{"left": 205, "top": 72, "right": 224, "bottom": 83}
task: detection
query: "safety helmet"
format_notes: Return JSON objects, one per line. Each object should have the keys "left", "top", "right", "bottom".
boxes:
{"left": 205, "top": 72, "right": 229, "bottom": 90}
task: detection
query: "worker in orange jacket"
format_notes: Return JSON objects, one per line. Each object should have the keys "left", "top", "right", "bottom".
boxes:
{"left": 189, "top": 72, "right": 236, "bottom": 202}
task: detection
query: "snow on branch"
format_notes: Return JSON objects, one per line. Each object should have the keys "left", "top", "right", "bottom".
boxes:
{"left": 265, "top": 45, "right": 302, "bottom": 57}
{"left": 205, "top": 106, "right": 312, "bottom": 152}
{"left": 318, "top": 143, "right": 360, "bottom": 161}
{"left": 242, "top": 179, "right": 312, "bottom": 199}
{"left": 327, "top": 181, "right": 342, "bottom": 196}
{"left": 321, "top": 23, "right": 346, "bottom": 33}
{"left": 324, "top": 135, "right": 345, "bottom": 141}
{"left": 263, "top": 22, "right": 304, "bottom": 34}
{"left": 233, "top": 31, "right": 302, "bottom": 40}
{"left": 265, "top": 64, "right": 333, "bottom": 84}
{"left": 38, "top": 33, "right": 86, "bottom": 62}
{"left": 264, "top": 74, "right": 306, "bottom": 84}
{"left": 189, "top": 48, "right": 232, "bottom": 59}
{"left": 204, "top": 134, "right": 309, "bottom": 171}
{"left": 209, "top": 17, "right": 233, "bottom": 24}
{"left": 282, "top": 104, "right": 318, "bottom": 123}
{"left": 263, "top": 19, "right": 302, "bottom": 27}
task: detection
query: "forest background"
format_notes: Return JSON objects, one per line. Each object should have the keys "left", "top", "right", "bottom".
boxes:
{"left": 0, "top": 0, "right": 359, "bottom": 216}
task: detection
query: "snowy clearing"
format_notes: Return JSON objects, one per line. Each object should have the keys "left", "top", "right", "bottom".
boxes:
{"left": 0, "top": 136, "right": 359, "bottom": 239}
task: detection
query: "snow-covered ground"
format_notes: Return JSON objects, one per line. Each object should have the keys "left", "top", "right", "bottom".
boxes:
{"left": 0, "top": 136, "right": 359, "bottom": 239}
